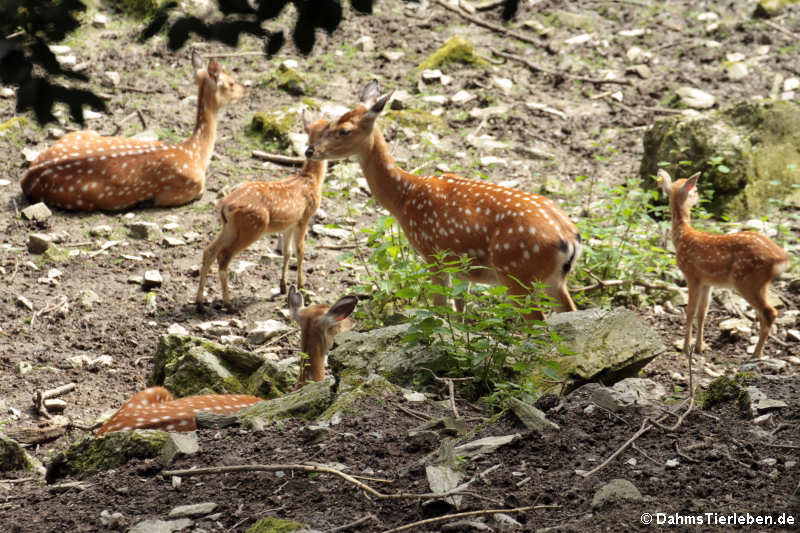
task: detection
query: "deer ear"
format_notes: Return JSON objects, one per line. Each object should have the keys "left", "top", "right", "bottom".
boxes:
{"left": 207, "top": 59, "right": 220, "bottom": 82}
{"left": 302, "top": 109, "right": 312, "bottom": 134}
{"left": 191, "top": 50, "right": 203, "bottom": 73}
{"left": 683, "top": 172, "right": 700, "bottom": 192}
{"left": 657, "top": 169, "right": 672, "bottom": 196}
{"left": 361, "top": 79, "right": 381, "bottom": 107}
{"left": 320, "top": 295, "right": 357, "bottom": 329}
{"left": 366, "top": 92, "right": 392, "bottom": 120}
{"left": 287, "top": 285, "right": 304, "bottom": 321}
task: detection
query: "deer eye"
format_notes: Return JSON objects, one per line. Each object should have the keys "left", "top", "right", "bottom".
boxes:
{"left": 339, "top": 129, "right": 351, "bottom": 136}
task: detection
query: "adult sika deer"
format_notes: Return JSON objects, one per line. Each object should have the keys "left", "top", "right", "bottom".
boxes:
{"left": 659, "top": 169, "right": 790, "bottom": 358}
{"left": 196, "top": 114, "right": 330, "bottom": 309}
{"left": 97, "top": 288, "right": 357, "bottom": 435}
{"left": 305, "top": 80, "right": 581, "bottom": 319}
{"left": 21, "top": 52, "right": 245, "bottom": 211}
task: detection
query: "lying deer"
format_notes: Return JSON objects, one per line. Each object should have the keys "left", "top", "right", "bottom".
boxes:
{"left": 304, "top": 80, "right": 581, "bottom": 319}
{"left": 96, "top": 287, "right": 356, "bottom": 435}
{"left": 196, "top": 113, "right": 330, "bottom": 309}
{"left": 21, "top": 52, "right": 245, "bottom": 211}
{"left": 659, "top": 169, "right": 790, "bottom": 358}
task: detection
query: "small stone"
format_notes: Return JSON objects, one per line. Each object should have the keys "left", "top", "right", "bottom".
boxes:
{"left": 719, "top": 318, "right": 752, "bottom": 338}
{"left": 450, "top": 90, "right": 474, "bottom": 105}
{"left": 421, "top": 69, "right": 443, "bottom": 83}
{"left": 422, "top": 95, "right": 448, "bottom": 105}
{"left": 220, "top": 335, "right": 246, "bottom": 345}
{"left": 160, "top": 432, "right": 200, "bottom": 464}
{"left": 247, "top": 319, "right": 290, "bottom": 345}
{"left": 127, "top": 221, "right": 160, "bottom": 240}
{"left": 162, "top": 236, "right": 185, "bottom": 247}
{"left": 619, "top": 28, "right": 646, "bottom": 37}
{"left": 354, "top": 35, "right": 374, "bottom": 52}
{"left": 142, "top": 270, "right": 163, "bottom": 289}
{"left": 79, "top": 289, "right": 101, "bottom": 308}
{"left": 16, "top": 361, "right": 33, "bottom": 375}
{"left": 380, "top": 50, "right": 404, "bottom": 62}
{"left": 676, "top": 86, "right": 715, "bottom": 109}
{"left": 16, "top": 295, "right": 34, "bottom": 311}
{"left": 591, "top": 479, "right": 642, "bottom": 508}
{"left": 56, "top": 55, "right": 77, "bottom": 66}
{"left": 48, "top": 127, "right": 65, "bottom": 139}
{"left": 564, "top": 33, "right": 592, "bottom": 45}
{"left": 99, "top": 510, "right": 125, "bottom": 528}
{"left": 492, "top": 76, "right": 513, "bottom": 93}
{"left": 665, "top": 458, "right": 679, "bottom": 468}
{"left": 727, "top": 62, "right": 749, "bottom": 80}
{"left": 89, "top": 225, "right": 113, "bottom": 237}
{"left": 183, "top": 231, "right": 201, "bottom": 243}
{"left": 0, "top": 87, "right": 14, "bottom": 98}
{"left": 167, "top": 323, "right": 189, "bottom": 336}
{"left": 168, "top": 502, "right": 218, "bottom": 519}
{"left": 403, "top": 390, "right": 426, "bottom": 402}
{"left": 231, "top": 260, "right": 256, "bottom": 275}
{"left": 28, "top": 233, "right": 54, "bottom": 254}
{"left": 92, "top": 14, "right": 108, "bottom": 27}
{"left": 128, "top": 519, "right": 193, "bottom": 533}
{"left": 22, "top": 147, "right": 41, "bottom": 162}
{"left": 162, "top": 223, "right": 180, "bottom": 232}
{"left": 627, "top": 64, "right": 652, "bottom": 79}
{"left": 49, "top": 45, "right": 71, "bottom": 55}
{"left": 784, "top": 77, "right": 800, "bottom": 92}
{"left": 83, "top": 109, "right": 102, "bottom": 120}
{"left": 753, "top": 413, "right": 772, "bottom": 425}
{"left": 480, "top": 156, "right": 507, "bottom": 166}
{"left": 21, "top": 202, "right": 52, "bottom": 221}
{"left": 786, "top": 329, "right": 800, "bottom": 342}
{"left": 698, "top": 12, "right": 719, "bottom": 21}
{"left": 312, "top": 224, "right": 350, "bottom": 239}
{"left": 102, "top": 71, "right": 120, "bottom": 86}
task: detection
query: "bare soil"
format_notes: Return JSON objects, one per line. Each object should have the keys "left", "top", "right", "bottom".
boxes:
{"left": 1, "top": 0, "right": 799, "bottom": 531}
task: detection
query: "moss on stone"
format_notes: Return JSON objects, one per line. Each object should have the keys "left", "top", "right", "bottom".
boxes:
{"left": 237, "top": 379, "right": 334, "bottom": 429}
{"left": 0, "top": 116, "right": 27, "bottom": 133}
{"left": 383, "top": 109, "right": 446, "bottom": 132}
{"left": 51, "top": 430, "right": 167, "bottom": 480}
{"left": 263, "top": 65, "right": 308, "bottom": 96}
{"left": 417, "top": 36, "right": 487, "bottom": 71}
{"left": 698, "top": 373, "right": 753, "bottom": 410}
{"left": 318, "top": 374, "right": 398, "bottom": 421}
{"left": 0, "top": 434, "right": 36, "bottom": 472}
{"left": 245, "top": 517, "right": 308, "bottom": 533}
{"left": 118, "top": 0, "right": 164, "bottom": 16}
{"left": 249, "top": 109, "right": 298, "bottom": 150}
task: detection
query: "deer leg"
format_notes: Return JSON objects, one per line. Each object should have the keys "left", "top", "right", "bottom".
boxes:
{"left": 217, "top": 245, "right": 238, "bottom": 308}
{"left": 683, "top": 279, "right": 700, "bottom": 354}
{"left": 432, "top": 270, "right": 452, "bottom": 310}
{"left": 695, "top": 284, "right": 712, "bottom": 353}
{"left": 546, "top": 278, "right": 577, "bottom": 314}
{"left": 741, "top": 284, "right": 777, "bottom": 359}
{"left": 196, "top": 237, "right": 224, "bottom": 307}
{"left": 294, "top": 224, "right": 308, "bottom": 290}
{"left": 280, "top": 229, "right": 296, "bottom": 295}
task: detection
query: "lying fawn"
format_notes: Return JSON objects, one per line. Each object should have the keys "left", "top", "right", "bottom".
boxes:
{"left": 196, "top": 113, "right": 329, "bottom": 309}
{"left": 659, "top": 169, "right": 790, "bottom": 358}
{"left": 21, "top": 52, "right": 245, "bottom": 211}
{"left": 96, "top": 288, "right": 356, "bottom": 435}
{"left": 304, "top": 80, "right": 581, "bottom": 319}
{"left": 288, "top": 285, "right": 357, "bottom": 389}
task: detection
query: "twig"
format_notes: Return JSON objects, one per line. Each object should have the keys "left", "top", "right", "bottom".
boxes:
{"left": 252, "top": 150, "right": 304, "bottom": 166}
{"left": 88, "top": 240, "right": 123, "bottom": 258}
{"left": 591, "top": 401, "right": 631, "bottom": 427}
{"left": 579, "top": 418, "right": 656, "bottom": 478}
{"left": 382, "top": 505, "right": 559, "bottom": 533}
{"left": 396, "top": 404, "right": 430, "bottom": 421}
{"left": 648, "top": 394, "right": 695, "bottom": 432}
{"left": 163, "top": 463, "right": 488, "bottom": 501}
{"left": 432, "top": 0, "right": 545, "bottom": 48}
{"left": 493, "top": 50, "right": 632, "bottom": 86}
{"left": 325, "top": 514, "right": 377, "bottom": 533}
{"left": 118, "top": 85, "right": 157, "bottom": 94}
{"left": 674, "top": 442, "right": 699, "bottom": 463}
{"left": 112, "top": 112, "right": 138, "bottom": 136}
{"left": 0, "top": 477, "right": 37, "bottom": 484}
{"left": 631, "top": 443, "right": 662, "bottom": 466}
{"left": 422, "top": 368, "right": 474, "bottom": 419}
{"left": 62, "top": 241, "right": 93, "bottom": 248}
{"left": 763, "top": 19, "right": 799, "bottom": 40}
{"left": 763, "top": 443, "right": 800, "bottom": 450}
{"left": 204, "top": 51, "right": 265, "bottom": 58}
{"left": 33, "top": 382, "right": 76, "bottom": 419}
{"left": 571, "top": 278, "right": 681, "bottom": 294}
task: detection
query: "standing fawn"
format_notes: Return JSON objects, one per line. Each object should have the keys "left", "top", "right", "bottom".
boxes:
{"left": 659, "top": 169, "right": 790, "bottom": 358}
{"left": 96, "top": 287, "right": 357, "bottom": 435}
{"left": 304, "top": 80, "right": 581, "bottom": 319}
{"left": 196, "top": 113, "right": 330, "bottom": 309}
{"left": 21, "top": 52, "right": 245, "bottom": 211}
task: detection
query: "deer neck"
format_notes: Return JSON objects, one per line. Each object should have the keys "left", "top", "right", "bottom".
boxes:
{"left": 670, "top": 203, "right": 693, "bottom": 242}
{"left": 300, "top": 159, "right": 328, "bottom": 190}
{"left": 356, "top": 125, "right": 416, "bottom": 216}
{"left": 300, "top": 331, "right": 328, "bottom": 383}
{"left": 182, "top": 79, "right": 220, "bottom": 172}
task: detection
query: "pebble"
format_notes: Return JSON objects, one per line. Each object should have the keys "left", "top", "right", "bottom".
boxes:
{"left": 28, "top": 233, "right": 54, "bottom": 254}
{"left": 167, "top": 323, "right": 189, "bottom": 336}
{"left": 103, "top": 71, "right": 120, "bottom": 86}
{"left": 676, "top": 86, "right": 715, "bottom": 109}
{"left": 21, "top": 202, "right": 52, "bottom": 221}
{"left": 354, "top": 35, "right": 374, "bottom": 53}
{"left": 450, "top": 90, "right": 474, "bottom": 105}
{"left": 92, "top": 14, "right": 108, "bottom": 28}
{"left": 142, "top": 270, "right": 163, "bottom": 289}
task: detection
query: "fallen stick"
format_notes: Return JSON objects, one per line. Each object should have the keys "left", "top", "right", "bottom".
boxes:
{"left": 382, "top": 504, "right": 559, "bottom": 533}
{"left": 252, "top": 150, "right": 304, "bottom": 166}
{"left": 579, "top": 418, "right": 655, "bottom": 478}
{"left": 325, "top": 514, "right": 377, "bottom": 533}
{"left": 493, "top": 50, "right": 633, "bottom": 86}
{"left": 432, "top": 0, "right": 545, "bottom": 48}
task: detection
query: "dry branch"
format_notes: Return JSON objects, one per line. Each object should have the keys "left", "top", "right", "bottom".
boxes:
{"left": 3, "top": 425, "right": 67, "bottom": 445}
{"left": 382, "top": 504, "right": 559, "bottom": 533}
{"left": 493, "top": 50, "right": 633, "bottom": 86}
{"left": 432, "top": 0, "right": 545, "bottom": 48}
{"left": 252, "top": 150, "right": 304, "bottom": 166}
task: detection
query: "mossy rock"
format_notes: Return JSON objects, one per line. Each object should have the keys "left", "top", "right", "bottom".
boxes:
{"left": 47, "top": 430, "right": 168, "bottom": 481}
{"left": 416, "top": 36, "right": 487, "bottom": 71}
{"left": 236, "top": 378, "right": 335, "bottom": 430}
{"left": 383, "top": 109, "right": 446, "bottom": 132}
{"left": 754, "top": 0, "right": 800, "bottom": 17}
{"left": 640, "top": 99, "right": 800, "bottom": 217}
{"left": 249, "top": 109, "right": 298, "bottom": 150}
{"left": 699, "top": 373, "right": 753, "bottom": 410}
{"left": 0, "top": 434, "right": 37, "bottom": 472}
{"left": 245, "top": 517, "right": 308, "bottom": 533}
{"left": 150, "top": 335, "right": 287, "bottom": 398}
{"left": 0, "top": 116, "right": 27, "bottom": 133}
{"left": 117, "top": 0, "right": 165, "bottom": 16}
{"left": 318, "top": 374, "right": 399, "bottom": 422}
{"left": 263, "top": 65, "right": 308, "bottom": 96}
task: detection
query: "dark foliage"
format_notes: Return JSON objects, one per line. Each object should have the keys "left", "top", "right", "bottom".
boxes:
{"left": 0, "top": 0, "right": 520, "bottom": 126}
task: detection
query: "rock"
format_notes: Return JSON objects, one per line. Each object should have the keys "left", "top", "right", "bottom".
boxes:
{"left": 0, "top": 434, "right": 38, "bottom": 472}
{"left": 49, "top": 45, "right": 71, "bottom": 55}
{"left": 739, "top": 386, "right": 788, "bottom": 416}
{"left": 454, "top": 434, "right": 521, "bottom": 459}
{"left": 91, "top": 14, "right": 108, "bottom": 28}
{"left": 719, "top": 318, "right": 752, "bottom": 338}
{"left": 297, "top": 425, "right": 333, "bottom": 444}
{"left": 416, "top": 36, "right": 485, "bottom": 71}
{"left": 22, "top": 147, "right": 41, "bottom": 162}
{"left": 354, "top": 35, "right": 374, "bottom": 52}
{"left": 421, "top": 69, "right": 443, "bottom": 83}
{"left": 21, "top": 202, "right": 52, "bottom": 221}
{"left": 311, "top": 224, "right": 350, "bottom": 239}
{"left": 641, "top": 99, "right": 800, "bottom": 217}
{"left": 754, "top": 0, "right": 793, "bottom": 17}
{"left": 380, "top": 50, "right": 404, "bottom": 62}
{"left": 98, "top": 510, "right": 126, "bottom": 528}
{"left": 422, "top": 94, "right": 448, "bottom": 106}
{"left": 142, "top": 270, "right": 163, "bottom": 289}
{"left": 16, "top": 361, "right": 32, "bottom": 375}
{"left": 237, "top": 378, "right": 335, "bottom": 430}
{"left": 162, "top": 236, "right": 185, "bottom": 247}
{"left": 329, "top": 325, "right": 451, "bottom": 386}
{"left": 168, "top": 502, "right": 217, "bottom": 518}
{"left": 16, "top": 295, "right": 34, "bottom": 311}
{"left": 492, "top": 76, "right": 513, "bottom": 93}
{"left": 403, "top": 390, "right": 426, "bottom": 402}
{"left": 247, "top": 319, "right": 291, "bottom": 345}
{"left": 128, "top": 519, "right": 193, "bottom": 533}
{"left": 89, "top": 225, "right": 113, "bottom": 237}
{"left": 78, "top": 289, "right": 101, "bottom": 309}
{"left": 469, "top": 105, "right": 511, "bottom": 120}
{"left": 699, "top": 373, "right": 750, "bottom": 409}
{"left": 591, "top": 479, "right": 642, "bottom": 508}
{"left": 627, "top": 64, "right": 652, "bottom": 79}
{"left": 196, "top": 410, "right": 241, "bottom": 429}
{"left": 28, "top": 233, "right": 53, "bottom": 254}
{"left": 102, "top": 71, "right": 120, "bottom": 86}
{"left": 441, "top": 521, "right": 493, "bottom": 532}
{"left": 727, "top": 61, "right": 749, "bottom": 81}
{"left": 389, "top": 89, "right": 412, "bottom": 110}
{"left": 509, "top": 397, "right": 560, "bottom": 431}
{"left": 83, "top": 109, "right": 102, "bottom": 120}
{"left": 493, "top": 512, "right": 523, "bottom": 531}
{"left": 451, "top": 90, "right": 475, "bottom": 105}
{"left": 527, "top": 308, "right": 665, "bottom": 397}
{"left": 426, "top": 464, "right": 464, "bottom": 508}
{"left": 160, "top": 432, "right": 200, "bottom": 465}
{"left": 676, "top": 87, "right": 715, "bottom": 109}
{"left": 586, "top": 378, "right": 667, "bottom": 415}
{"left": 0, "top": 87, "right": 14, "bottom": 98}
{"left": 318, "top": 374, "right": 399, "bottom": 422}
{"left": 127, "top": 221, "right": 160, "bottom": 240}
{"left": 47, "top": 430, "right": 169, "bottom": 481}
{"left": 168, "top": 324, "right": 189, "bottom": 336}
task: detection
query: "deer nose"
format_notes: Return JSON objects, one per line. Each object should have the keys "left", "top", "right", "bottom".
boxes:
{"left": 305, "top": 147, "right": 314, "bottom": 158}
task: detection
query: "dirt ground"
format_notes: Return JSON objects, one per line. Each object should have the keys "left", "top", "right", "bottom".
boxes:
{"left": 1, "top": 0, "right": 799, "bottom": 531}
